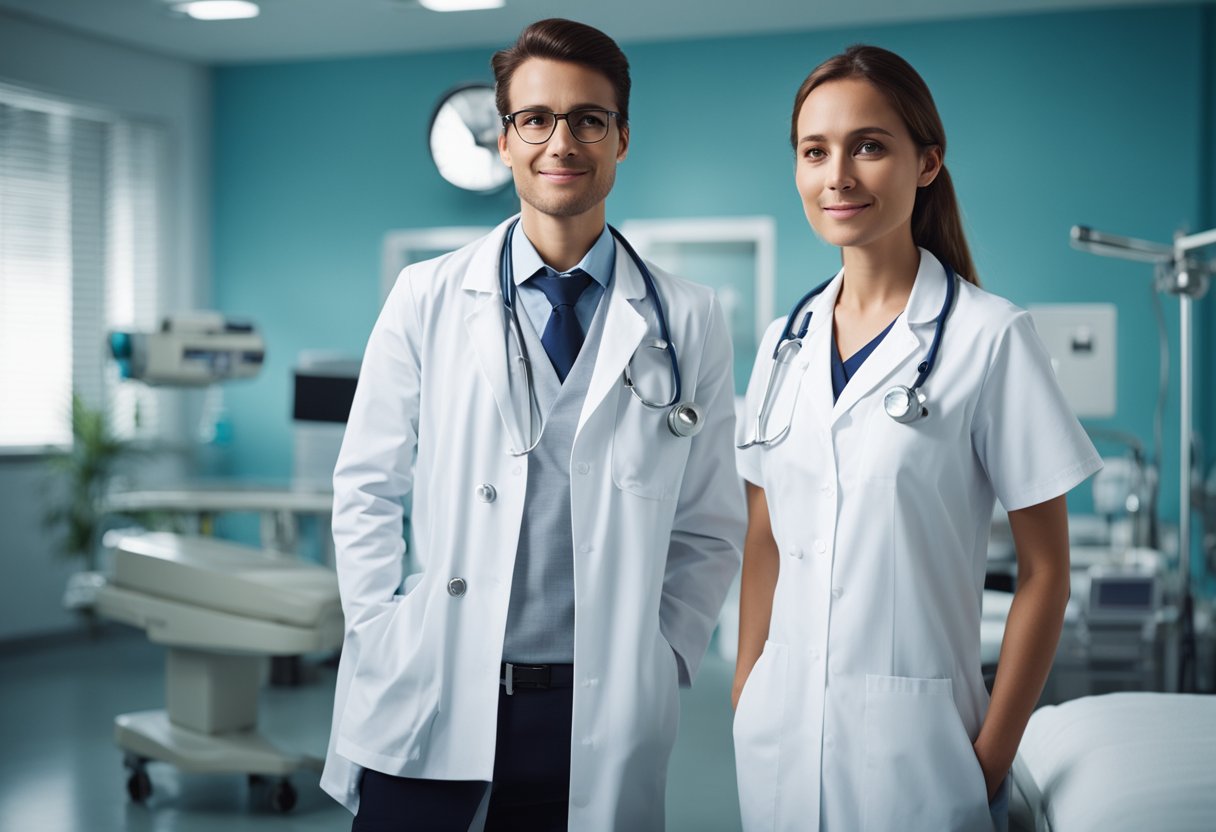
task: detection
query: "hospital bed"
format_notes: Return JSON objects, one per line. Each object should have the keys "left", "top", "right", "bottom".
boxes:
{"left": 1009, "top": 692, "right": 1216, "bottom": 832}
{"left": 95, "top": 532, "right": 343, "bottom": 812}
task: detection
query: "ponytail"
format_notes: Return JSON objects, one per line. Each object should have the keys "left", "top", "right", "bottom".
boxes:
{"left": 913, "top": 166, "right": 978, "bottom": 285}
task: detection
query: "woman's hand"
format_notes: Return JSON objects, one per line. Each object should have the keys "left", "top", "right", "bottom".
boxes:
{"left": 973, "top": 740, "right": 1005, "bottom": 801}
{"left": 731, "top": 673, "right": 748, "bottom": 711}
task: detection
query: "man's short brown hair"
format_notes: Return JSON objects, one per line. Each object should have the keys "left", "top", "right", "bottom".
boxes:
{"left": 491, "top": 18, "right": 631, "bottom": 126}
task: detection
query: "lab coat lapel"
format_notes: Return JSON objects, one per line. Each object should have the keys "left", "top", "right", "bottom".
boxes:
{"left": 577, "top": 240, "right": 647, "bottom": 435}
{"left": 829, "top": 249, "right": 947, "bottom": 426}
{"left": 828, "top": 320, "right": 920, "bottom": 425}
{"left": 796, "top": 272, "right": 842, "bottom": 438}
{"left": 463, "top": 217, "right": 528, "bottom": 449}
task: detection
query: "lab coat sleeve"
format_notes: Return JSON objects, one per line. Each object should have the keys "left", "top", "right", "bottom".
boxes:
{"left": 331, "top": 267, "right": 424, "bottom": 628}
{"left": 662, "top": 294, "right": 747, "bottom": 687}
{"left": 971, "top": 310, "right": 1102, "bottom": 512}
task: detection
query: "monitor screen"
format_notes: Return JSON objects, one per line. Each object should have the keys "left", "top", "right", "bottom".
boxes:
{"left": 293, "top": 371, "right": 358, "bottom": 423}
{"left": 1096, "top": 580, "right": 1153, "bottom": 609}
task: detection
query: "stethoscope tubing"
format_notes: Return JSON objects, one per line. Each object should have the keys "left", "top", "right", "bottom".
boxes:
{"left": 741, "top": 261, "right": 957, "bottom": 448}
{"left": 498, "top": 218, "right": 695, "bottom": 449}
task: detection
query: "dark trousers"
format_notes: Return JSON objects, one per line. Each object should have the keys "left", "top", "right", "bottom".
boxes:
{"left": 352, "top": 682, "right": 574, "bottom": 832}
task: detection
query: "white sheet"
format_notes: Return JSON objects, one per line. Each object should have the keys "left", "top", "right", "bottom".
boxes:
{"left": 1013, "top": 692, "right": 1216, "bottom": 832}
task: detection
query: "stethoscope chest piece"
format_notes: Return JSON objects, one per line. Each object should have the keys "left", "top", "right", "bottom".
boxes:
{"left": 667, "top": 401, "right": 705, "bottom": 438}
{"left": 883, "top": 385, "right": 927, "bottom": 423}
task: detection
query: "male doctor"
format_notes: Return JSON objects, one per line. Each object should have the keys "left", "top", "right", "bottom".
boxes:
{"left": 321, "top": 18, "right": 745, "bottom": 832}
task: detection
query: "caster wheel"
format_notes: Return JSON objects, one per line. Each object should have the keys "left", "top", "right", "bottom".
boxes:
{"left": 269, "top": 779, "right": 297, "bottom": 814}
{"left": 126, "top": 768, "right": 152, "bottom": 804}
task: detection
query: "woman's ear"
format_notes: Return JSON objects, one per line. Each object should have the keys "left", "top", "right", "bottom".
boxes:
{"left": 918, "top": 145, "right": 943, "bottom": 188}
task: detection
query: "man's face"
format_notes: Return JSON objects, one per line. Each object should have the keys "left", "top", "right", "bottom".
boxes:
{"left": 498, "top": 58, "right": 629, "bottom": 221}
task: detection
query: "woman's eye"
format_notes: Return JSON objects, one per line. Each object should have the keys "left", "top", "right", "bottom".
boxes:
{"left": 857, "top": 140, "right": 884, "bottom": 155}
{"left": 803, "top": 147, "right": 825, "bottom": 160}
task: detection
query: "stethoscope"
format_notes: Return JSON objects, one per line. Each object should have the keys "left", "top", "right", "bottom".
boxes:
{"left": 499, "top": 218, "right": 705, "bottom": 456}
{"left": 737, "top": 262, "right": 956, "bottom": 449}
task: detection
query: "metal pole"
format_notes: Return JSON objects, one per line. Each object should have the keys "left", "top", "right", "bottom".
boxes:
{"left": 1176, "top": 291, "right": 1197, "bottom": 691}
{"left": 1180, "top": 293, "right": 1192, "bottom": 606}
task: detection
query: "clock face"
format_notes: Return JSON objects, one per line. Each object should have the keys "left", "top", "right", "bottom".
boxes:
{"left": 429, "top": 84, "right": 513, "bottom": 193}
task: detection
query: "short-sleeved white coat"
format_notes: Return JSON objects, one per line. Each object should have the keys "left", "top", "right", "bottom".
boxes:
{"left": 734, "top": 248, "right": 1101, "bottom": 832}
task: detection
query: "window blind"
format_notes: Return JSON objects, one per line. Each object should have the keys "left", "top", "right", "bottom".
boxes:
{"left": 0, "top": 87, "right": 169, "bottom": 449}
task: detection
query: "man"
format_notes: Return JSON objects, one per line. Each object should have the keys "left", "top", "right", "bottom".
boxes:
{"left": 321, "top": 18, "right": 744, "bottom": 831}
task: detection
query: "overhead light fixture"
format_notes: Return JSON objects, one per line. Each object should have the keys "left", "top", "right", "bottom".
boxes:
{"left": 171, "top": 1, "right": 260, "bottom": 20}
{"left": 417, "top": 0, "right": 505, "bottom": 11}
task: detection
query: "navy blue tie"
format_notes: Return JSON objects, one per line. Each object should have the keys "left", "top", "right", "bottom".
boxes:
{"left": 529, "top": 269, "right": 594, "bottom": 383}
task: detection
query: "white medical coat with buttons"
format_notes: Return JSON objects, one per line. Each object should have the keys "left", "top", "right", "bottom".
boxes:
{"left": 734, "top": 249, "right": 1101, "bottom": 832}
{"left": 320, "top": 216, "right": 745, "bottom": 831}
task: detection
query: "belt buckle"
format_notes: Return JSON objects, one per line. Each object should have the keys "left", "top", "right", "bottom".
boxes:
{"left": 502, "top": 663, "right": 550, "bottom": 696}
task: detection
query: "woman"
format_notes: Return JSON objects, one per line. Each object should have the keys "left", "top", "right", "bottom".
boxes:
{"left": 732, "top": 45, "right": 1101, "bottom": 832}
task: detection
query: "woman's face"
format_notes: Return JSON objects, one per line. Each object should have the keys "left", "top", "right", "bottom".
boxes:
{"left": 794, "top": 77, "right": 940, "bottom": 256}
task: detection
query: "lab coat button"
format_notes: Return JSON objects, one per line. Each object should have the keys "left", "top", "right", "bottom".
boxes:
{"left": 814, "top": 540, "right": 827, "bottom": 554}
{"left": 831, "top": 586, "right": 843, "bottom": 599}
{"left": 821, "top": 484, "right": 835, "bottom": 496}
{"left": 579, "top": 543, "right": 593, "bottom": 554}
{"left": 576, "top": 462, "right": 590, "bottom": 475}
{"left": 447, "top": 578, "right": 467, "bottom": 597}
{"left": 476, "top": 483, "right": 496, "bottom": 503}
{"left": 789, "top": 548, "right": 804, "bottom": 560}
{"left": 512, "top": 465, "right": 522, "bottom": 476}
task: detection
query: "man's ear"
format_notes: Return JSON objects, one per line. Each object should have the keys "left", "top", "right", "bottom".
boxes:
{"left": 499, "top": 131, "right": 512, "bottom": 167}
{"left": 616, "top": 124, "right": 629, "bottom": 162}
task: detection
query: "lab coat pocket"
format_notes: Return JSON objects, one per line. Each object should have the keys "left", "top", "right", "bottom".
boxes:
{"left": 340, "top": 589, "right": 439, "bottom": 762}
{"left": 733, "top": 640, "right": 789, "bottom": 832}
{"left": 612, "top": 385, "right": 692, "bottom": 500}
{"left": 862, "top": 675, "right": 993, "bottom": 832}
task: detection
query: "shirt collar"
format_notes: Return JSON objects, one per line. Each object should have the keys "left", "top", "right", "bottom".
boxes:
{"left": 512, "top": 223, "right": 615, "bottom": 289}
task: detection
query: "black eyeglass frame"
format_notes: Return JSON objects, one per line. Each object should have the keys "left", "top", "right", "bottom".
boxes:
{"left": 500, "top": 109, "right": 622, "bottom": 145}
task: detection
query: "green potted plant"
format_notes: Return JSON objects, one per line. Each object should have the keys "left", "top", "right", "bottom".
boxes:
{"left": 43, "top": 393, "right": 131, "bottom": 614}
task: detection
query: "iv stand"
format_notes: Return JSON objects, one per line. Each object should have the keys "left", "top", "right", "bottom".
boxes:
{"left": 1071, "top": 225, "right": 1214, "bottom": 691}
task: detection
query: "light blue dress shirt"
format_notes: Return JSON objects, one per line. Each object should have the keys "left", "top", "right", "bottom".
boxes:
{"left": 511, "top": 224, "right": 614, "bottom": 338}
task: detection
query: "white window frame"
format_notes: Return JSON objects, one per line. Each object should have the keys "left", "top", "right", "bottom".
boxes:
{"left": 619, "top": 216, "right": 777, "bottom": 343}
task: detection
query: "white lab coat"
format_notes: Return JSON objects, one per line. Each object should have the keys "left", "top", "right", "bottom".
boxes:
{"left": 733, "top": 249, "right": 1101, "bottom": 832}
{"left": 321, "top": 216, "right": 745, "bottom": 830}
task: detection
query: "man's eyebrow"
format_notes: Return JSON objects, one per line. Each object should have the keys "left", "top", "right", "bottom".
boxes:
{"left": 513, "top": 103, "right": 613, "bottom": 112}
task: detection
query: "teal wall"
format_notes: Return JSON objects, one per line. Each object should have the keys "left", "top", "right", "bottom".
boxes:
{"left": 213, "top": 5, "right": 1213, "bottom": 533}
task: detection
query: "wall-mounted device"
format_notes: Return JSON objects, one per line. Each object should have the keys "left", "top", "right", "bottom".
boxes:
{"left": 109, "top": 312, "right": 265, "bottom": 386}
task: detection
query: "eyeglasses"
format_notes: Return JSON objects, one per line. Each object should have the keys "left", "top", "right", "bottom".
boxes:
{"left": 501, "top": 109, "right": 620, "bottom": 145}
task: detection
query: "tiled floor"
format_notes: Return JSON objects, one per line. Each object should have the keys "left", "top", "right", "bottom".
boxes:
{"left": 0, "top": 628, "right": 742, "bottom": 831}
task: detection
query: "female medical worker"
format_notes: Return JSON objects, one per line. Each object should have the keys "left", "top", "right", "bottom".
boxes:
{"left": 732, "top": 45, "right": 1101, "bottom": 832}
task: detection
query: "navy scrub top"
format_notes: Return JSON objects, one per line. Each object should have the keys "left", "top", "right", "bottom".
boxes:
{"left": 831, "top": 318, "right": 898, "bottom": 402}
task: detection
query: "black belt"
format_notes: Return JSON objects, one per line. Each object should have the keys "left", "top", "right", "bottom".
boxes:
{"left": 499, "top": 662, "right": 574, "bottom": 695}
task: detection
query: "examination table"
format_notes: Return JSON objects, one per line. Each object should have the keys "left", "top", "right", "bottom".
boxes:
{"left": 96, "top": 532, "right": 343, "bottom": 812}
{"left": 1010, "top": 692, "right": 1216, "bottom": 832}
